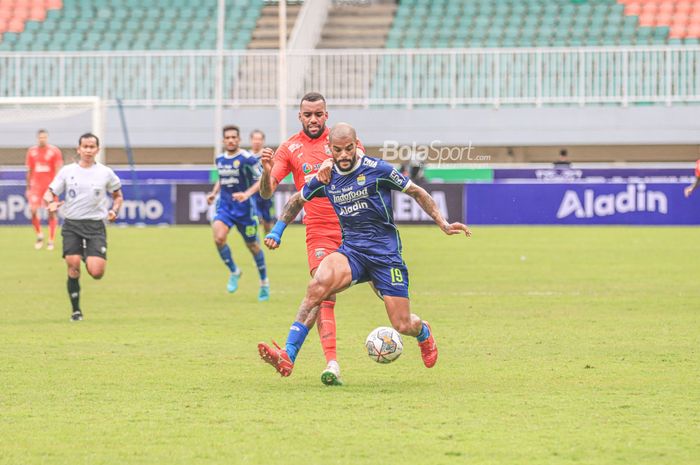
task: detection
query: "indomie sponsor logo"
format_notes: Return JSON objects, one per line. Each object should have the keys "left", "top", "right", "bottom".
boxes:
{"left": 556, "top": 184, "right": 668, "bottom": 219}
{"left": 332, "top": 187, "right": 369, "bottom": 204}
{"left": 339, "top": 201, "right": 368, "bottom": 216}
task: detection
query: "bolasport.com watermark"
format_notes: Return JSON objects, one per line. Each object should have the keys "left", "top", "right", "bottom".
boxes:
{"left": 379, "top": 140, "right": 491, "bottom": 166}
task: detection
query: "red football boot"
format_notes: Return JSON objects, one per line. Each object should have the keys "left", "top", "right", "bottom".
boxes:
{"left": 258, "top": 341, "right": 294, "bottom": 377}
{"left": 417, "top": 321, "right": 438, "bottom": 368}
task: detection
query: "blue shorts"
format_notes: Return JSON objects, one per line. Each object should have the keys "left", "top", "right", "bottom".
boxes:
{"left": 214, "top": 210, "right": 259, "bottom": 243}
{"left": 337, "top": 244, "right": 409, "bottom": 298}
{"left": 253, "top": 193, "right": 276, "bottom": 223}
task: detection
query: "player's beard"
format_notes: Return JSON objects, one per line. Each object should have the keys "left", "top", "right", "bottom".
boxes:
{"left": 303, "top": 123, "right": 325, "bottom": 139}
{"left": 336, "top": 153, "right": 357, "bottom": 173}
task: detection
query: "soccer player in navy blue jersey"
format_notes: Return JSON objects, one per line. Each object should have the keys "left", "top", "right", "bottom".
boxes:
{"left": 206, "top": 125, "right": 270, "bottom": 301}
{"left": 248, "top": 129, "right": 276, "bottom": 234}
{"left": 258, "top": 123, "right": 470, "bottom": 379}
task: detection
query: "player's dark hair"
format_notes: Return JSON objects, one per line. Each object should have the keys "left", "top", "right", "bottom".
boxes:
{"left": 37, "top": 129, "right": 48, "bottom": 135}
{"left": 300, "top": 92, "right": 326, "bottom": 108}
{"left": 250, "top": 129, "right": 265, "bottom": 139}
{"left": 223, "top": 125, "right": 240, "bottom": 137}
{"left": 78, "top": 132, "right": 100, "bottom": 147}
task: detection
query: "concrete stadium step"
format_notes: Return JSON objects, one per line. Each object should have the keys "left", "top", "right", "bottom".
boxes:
{"left": 248, "top": 3, "right": 300, "bottom": 49}
{"left": 317, "top": 2, "right": 396, "bottom": 49}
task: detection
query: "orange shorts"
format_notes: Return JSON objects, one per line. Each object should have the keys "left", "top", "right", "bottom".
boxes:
{"left": 305, "top": 224, "right": 342, "bottom": 274}
{"left": 27, "top": 189, "right": 48, "bottom": 210}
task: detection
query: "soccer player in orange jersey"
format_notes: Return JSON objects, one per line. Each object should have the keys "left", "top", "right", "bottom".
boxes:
{"left": 25, "top": 129, "right": 63, "bottom": 250}
{"left": 684, "top": 159, "right": 700, "bottom": 197}
{"left": 259, "top": 92, "right": 364, "bottom": 386}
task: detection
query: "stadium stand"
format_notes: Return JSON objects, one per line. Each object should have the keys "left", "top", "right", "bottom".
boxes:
{"left": 248, "top": 2, "right": 299, "bottom": 49}
{"left": 0, "top": 0, "right": 262, "bottom": 51}
{"left": 386, "top": 0, "right": 700, "bottom": 49}
{"left": 318, "top": 2, "right": 396, "bottom": 49}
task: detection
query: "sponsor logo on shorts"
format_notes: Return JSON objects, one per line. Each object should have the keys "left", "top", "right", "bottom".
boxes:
{"left": 100, "top": 246, "right": 107, "bottom": 254}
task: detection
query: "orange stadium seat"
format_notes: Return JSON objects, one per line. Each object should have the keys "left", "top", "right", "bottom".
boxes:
{"left": 7, "top": 17, "right": 25, "bottom": 33}
{"left": 29, "top": 7, "right": 46, "bottom": 21}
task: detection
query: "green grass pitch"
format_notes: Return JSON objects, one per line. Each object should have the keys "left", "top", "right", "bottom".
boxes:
{"left": 1, "top": 225, "right": 698, "bottom": 465}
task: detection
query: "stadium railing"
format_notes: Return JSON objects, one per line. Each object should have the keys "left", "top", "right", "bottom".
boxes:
{"left": 0, "top": 46, "right": 698, "bottom": 108}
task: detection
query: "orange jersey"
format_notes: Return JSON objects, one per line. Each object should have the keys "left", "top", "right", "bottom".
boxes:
{"left": 26, "top": 144, "right": 62, "bottom": 191}
{"left": 271, "top": 127, "right": 364, "bottom": 227}
{"left": 695, "top": 159, "right": 700, "bottom": 178}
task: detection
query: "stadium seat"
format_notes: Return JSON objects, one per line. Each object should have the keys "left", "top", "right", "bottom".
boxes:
{"left": 0, "top": 0, "right": 263, "bottom": 51}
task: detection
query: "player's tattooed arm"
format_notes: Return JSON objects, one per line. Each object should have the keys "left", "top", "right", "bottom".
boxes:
{"left": 405, "top": 183, "right": 472, "bottom": 237}
{"left": 259, "top": 147, "right": 279, "bottom": 199}
{"left": 279, "top": 191, "right": 307, "bottom": 224}
{"left": 684, "top": 177, "right": 700, "bottom": 198}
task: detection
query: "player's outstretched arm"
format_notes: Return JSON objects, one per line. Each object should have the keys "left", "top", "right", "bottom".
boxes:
{"left": 263, "top": 192, "right": 308, "bottom": 250}
{"left": 684, "top": 177, "right": 700, "bottom": 198}
{"left": 404, "top": 183, "right": 471, "bottom": 237}
{"left": 259, "top": 147, "right": 279, "bottom": 199}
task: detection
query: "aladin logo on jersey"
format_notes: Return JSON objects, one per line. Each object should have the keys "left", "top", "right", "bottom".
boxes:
{"left": 314, "top": 248, "right": 326, "bottom": 259}
{"left": 557, "top": 184, "right": 668, "bottom": 219}
{"left": 356, "top": 174, "right": 366, "bottom": 186}
{"left": 339, "top": 201, "right": 369, "bottom": 216}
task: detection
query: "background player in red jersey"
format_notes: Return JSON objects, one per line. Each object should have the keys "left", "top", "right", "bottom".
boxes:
{"left": 683, "top": 159, "right": 700, "bottom": 197}
{"left": 259, "top": 92, "right": 363, "bottom": 386}
{"left": 25, "top": 129, "right": 63, "bottom": 250}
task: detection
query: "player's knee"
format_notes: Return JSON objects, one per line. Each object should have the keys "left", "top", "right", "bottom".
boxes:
{"left": 89, "top": 269, "right": 105, "bottom": 280}
{"left": 67, "top": 267, "right": 80, "bottom": 279}
{"left": 392, "top": 319, "right": 413, "bottom": 335}
{"left": 246, "top": 241, "right": 260, "bottom": 254}
{"left": 307, "top": 277, "right": 331, "bottom": 302}
{"left": 214, "top": 235, "right": 227, "bottom": 248}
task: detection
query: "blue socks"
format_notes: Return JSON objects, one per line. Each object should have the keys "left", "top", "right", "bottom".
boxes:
{"left": 217, "top": 244, "right": 237, "bottom": 273}
{"left": 416, "top": 322, "right": 430, "bottom": 342}
{"left": 254, "top": 250, "right": 267, "bottom": 281}
{"left": 285, "top": 322, "right": 309, "bottom": 363}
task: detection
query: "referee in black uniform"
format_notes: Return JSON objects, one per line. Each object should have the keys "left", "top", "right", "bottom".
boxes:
{"left": 44, "top": 133, "right": 123, "bottom": 321}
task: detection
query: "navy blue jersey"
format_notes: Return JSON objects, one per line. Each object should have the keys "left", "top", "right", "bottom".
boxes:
{"left": 215, "top": 150, "right": 261, "bottom": 218}
{"left": 301, "top": 156, "right": 412, "bottom": 256}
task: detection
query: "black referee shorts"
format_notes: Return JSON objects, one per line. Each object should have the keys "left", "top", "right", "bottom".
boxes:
{"left": 62, "top": 219, "right": 108, "bottom": 260}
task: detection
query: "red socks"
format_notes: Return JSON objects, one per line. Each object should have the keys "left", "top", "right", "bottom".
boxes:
{"left": 48, "top": 216, "right": 58, "bottom": 242}
{"left": 31, "top": 215, "right": 41, "bottom": 236}
{"left": 317, "top": 300, "right": 337, "bottom": 363}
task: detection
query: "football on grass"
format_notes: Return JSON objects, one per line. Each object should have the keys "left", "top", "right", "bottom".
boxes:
{"left": 365, "top": 327, "right": 403, "bottom": 364}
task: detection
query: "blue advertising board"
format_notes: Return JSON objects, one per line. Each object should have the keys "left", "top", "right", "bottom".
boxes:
{"left": 0, "top": 183, "right": 174, "bottom": 225}
{"left": 465, "top": 182, "right": 700, "bottom": 225}
{"left": 116, "top": 184, "right": 174, "bottom": 225}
